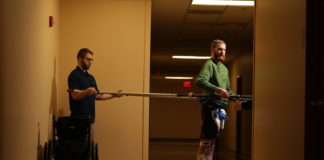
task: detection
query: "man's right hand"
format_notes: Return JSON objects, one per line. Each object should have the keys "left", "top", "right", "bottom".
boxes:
{"left": 215, "top": 88, "right": 229, "bottom": 99}
{"left": 85, "top": 87, "right": 97, "bottom": 96}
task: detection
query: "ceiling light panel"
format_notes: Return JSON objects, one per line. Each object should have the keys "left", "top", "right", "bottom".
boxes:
{"left": 192, "top": 0, "right": 255, "bottom": 6}
{"left": 172, "top": 56, "right": 211, "bottom": 59}
{"left": 165, "top": 76, "right": 194, "bottom": 80}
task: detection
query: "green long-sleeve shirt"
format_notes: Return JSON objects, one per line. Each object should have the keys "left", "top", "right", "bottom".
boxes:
{"left": 195, "top": 58, "right": 235, "bottom": 107}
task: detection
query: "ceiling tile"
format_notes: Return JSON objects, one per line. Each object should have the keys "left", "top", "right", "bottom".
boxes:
{"left": 182, "top": 23, "right": 213, "bottom": 36}
{"left": 185, "top": 13, "right": 220, "bottom": 24}
{"left": 189, "top": 5, "right": 226, "bottom": 11}
{"left": 211, "top": 24, "right": 245, "bottom": 39}
{"left": 219, "top": 6, "right": 254, "bottom": 23}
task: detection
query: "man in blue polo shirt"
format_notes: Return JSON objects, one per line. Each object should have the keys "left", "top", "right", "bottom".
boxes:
{"left": 68, "top": 48, "right": 122, "bottom": 134}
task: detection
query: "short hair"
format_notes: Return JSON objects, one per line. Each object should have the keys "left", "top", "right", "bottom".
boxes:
{"left": 77, "top": 48, "right": 93, "bottom": 59}
{"left": 210, "top": 39, "right": 226, "bottom": 49}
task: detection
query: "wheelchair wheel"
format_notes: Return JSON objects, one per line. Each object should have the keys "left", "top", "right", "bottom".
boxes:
{"left": 89, "top": 141, "right": 99, "bottom": 160}
{"left": 94, "top": 143, "right": 98, "bottom": 160}
{"left": 43, "top": 142, "right": 50, "bottom": 160}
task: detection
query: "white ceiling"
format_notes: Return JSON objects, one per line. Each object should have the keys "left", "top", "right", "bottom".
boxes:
{"left": 151, "top": 0, "right": 254, "bottom": 76}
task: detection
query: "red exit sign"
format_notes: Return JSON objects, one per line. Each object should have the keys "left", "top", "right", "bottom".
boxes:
{"left": 183, "top": 81, "right": 192, "bottom": 87}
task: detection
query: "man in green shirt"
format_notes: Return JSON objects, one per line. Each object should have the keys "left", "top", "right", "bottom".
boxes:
{"left": 195, "top": 39, "right": 241, "bottom": 160}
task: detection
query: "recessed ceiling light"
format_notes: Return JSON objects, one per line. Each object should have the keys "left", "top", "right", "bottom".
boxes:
{"left": 172, "top": 55, "right": 211, "bottom": 59}
{"left": 192, "top": 0, "right": 255, "bottom": 6}
{"left": 165, "top": 76, "right": 194, "bottom": 80}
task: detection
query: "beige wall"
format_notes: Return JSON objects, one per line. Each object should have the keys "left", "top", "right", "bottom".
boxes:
{"left": 0, "top": 0, "right": 59, "bottom": 159}
{"left": 150, "top": 80, "right": 201, "bottom": 139}
{"left": 58, "top": 0, "right": 150, "bottom": 160}
{"left": 223, "top": 52, "right": 253, "bottom": 155}
{"left": 254, "top": 0, "right": 305, "bottom": 159}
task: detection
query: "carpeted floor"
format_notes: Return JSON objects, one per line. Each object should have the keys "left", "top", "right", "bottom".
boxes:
{"left": 149, "top": 140, "right": 251, "bottom": 160}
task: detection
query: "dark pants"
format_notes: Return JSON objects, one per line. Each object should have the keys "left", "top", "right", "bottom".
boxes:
{"left": 199, "top": 99, "right": 224, "bottom": 139}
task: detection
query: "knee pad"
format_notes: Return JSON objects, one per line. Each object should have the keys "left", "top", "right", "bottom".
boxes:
{"left": 199, "top": 139, "right": 216, "bottom": 147}
{"left": 212, "top": 109, "right": 227, "bottom": 133}
{"left": 199, "top": 140, "right": 212, "bottom": 146}
{"left": 197, "top": 140, "right": 215, "bottom": 160}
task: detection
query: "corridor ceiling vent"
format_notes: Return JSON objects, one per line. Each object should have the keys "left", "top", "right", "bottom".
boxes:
{"left": 192, "top": 0, "right": 255, "bottom": 6}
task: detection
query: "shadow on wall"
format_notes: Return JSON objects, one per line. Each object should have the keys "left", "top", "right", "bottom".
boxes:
{"left": 48, "top": 58, "right": 58, "bottom": 141}
{"left": 37, "top": 58, "right": 59, "bottom": 160}
{"left": 37, "top": 123, "right": 43, "bottom": 160}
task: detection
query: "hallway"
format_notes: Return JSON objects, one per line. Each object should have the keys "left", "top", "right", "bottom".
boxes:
{"left": 0, "top": 0, "right": 310, "bottom": 159}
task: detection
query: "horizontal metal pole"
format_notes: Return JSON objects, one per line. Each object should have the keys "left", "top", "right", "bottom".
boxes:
{"left": 67, "top": 89, "right": 252, "bottom": 101}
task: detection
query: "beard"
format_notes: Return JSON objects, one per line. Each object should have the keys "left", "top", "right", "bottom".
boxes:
{"left": 81, "top": 63, "right": 90, "bottom": 70}
{"left": 217, "top": 54, "right": 226, "bottom": 62}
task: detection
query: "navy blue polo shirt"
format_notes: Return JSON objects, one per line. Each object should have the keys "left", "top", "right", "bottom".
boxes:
{"left": 68, "top": 66, "right": 98, "bottom": 123}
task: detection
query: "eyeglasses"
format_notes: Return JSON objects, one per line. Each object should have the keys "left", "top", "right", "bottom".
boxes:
{"left": 84, "top": 58, "right": 94, "bottom": 62}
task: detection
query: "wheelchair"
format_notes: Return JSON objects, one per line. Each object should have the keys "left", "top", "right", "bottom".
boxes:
{"left": 43, "top": 116, "right": 99, "bottom": 160}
